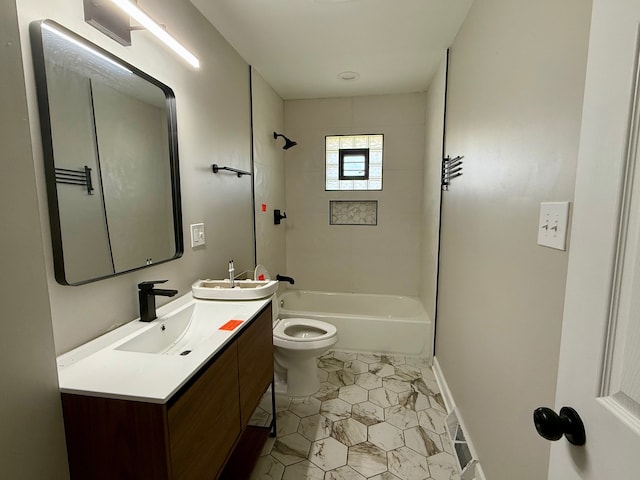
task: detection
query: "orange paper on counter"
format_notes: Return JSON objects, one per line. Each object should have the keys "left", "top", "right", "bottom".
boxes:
{"left": 219, "top": 319, "right": 244, "bottom": 331}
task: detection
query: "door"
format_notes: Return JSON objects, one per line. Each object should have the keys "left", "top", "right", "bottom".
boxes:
{"left": 548, "top": 0, "right": 640, "bottom": 478}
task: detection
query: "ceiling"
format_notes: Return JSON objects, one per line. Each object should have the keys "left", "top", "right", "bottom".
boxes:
{"left": 190, "top": 0, "right": 474, "bottom": 100}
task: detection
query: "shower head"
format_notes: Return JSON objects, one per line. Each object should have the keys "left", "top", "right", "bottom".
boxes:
{"left": 273, "top": 132, "right": 297, "bottom": 150}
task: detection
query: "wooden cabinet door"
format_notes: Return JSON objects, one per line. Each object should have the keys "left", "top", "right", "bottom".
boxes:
{"left": 168, "top": 344, "right": 240, "bottom": 480}
{"left": 237, "top": 304, "right": 274, "bottom": 426}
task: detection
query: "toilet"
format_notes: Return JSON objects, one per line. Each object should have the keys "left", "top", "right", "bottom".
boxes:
{"left": 272, "top": 300, "right": 338, "bottom": 397}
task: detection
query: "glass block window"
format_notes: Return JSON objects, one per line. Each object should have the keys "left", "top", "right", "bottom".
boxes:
{"left": 326, "top": 134, "right": 383, "bottom": 190}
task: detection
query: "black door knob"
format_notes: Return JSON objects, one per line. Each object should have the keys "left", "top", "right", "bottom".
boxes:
{"left": 533, "top": 406, "right": 586, "bottom": 446}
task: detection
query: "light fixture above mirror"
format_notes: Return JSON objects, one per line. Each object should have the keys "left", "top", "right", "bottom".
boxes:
{"left": 83, "top": 0, "right": 200, "bottom": 68}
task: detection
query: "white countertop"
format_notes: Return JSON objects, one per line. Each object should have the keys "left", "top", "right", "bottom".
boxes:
{"left": 57, "top": 293, "right": 271, "bottom": 404}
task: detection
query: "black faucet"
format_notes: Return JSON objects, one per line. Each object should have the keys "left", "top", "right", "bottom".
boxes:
{"left": 138, "top": 280, "right": 178, "bottom": 322}
{"left": 276, "top": 274, "right": 295, "bottom": 285}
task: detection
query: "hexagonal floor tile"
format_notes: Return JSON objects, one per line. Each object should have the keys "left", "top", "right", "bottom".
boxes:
{"left": 368, "top": 422, "right": 404, "bottom": 451}
{"left": 368, "top": 387, "right": 399, "bottom": 408}
{"left": 384, "top": 405, "right": 419, "bottom": 430}
{"left": 290, "top": 396, "right": 321, "bottom": 418}
{"left": 339, "top": 384, "right": 368, "bottom": 404}
{"left": 298, "top": 414, "right": 332, "bottom": 441}
{"left": 369, "top": 472, "right": 402, "bottom": 480}
{"left": 392, "top": 364, "right": 423, "bottom": 381}
{"left": 331, "top": 418, "right": 367, "bottom": 446}
{"left": 427, "top": 451, "right": 461, "bottom": 480}
{"left": 320, "top": 398, "right": 352, "bottom": 422}
{"left": 249, "top": 455, "right": 284, "bottom": 480}
{"left": 318, "top": 357, "right": 345, "bottom": 372}
{"left": 404, "top": 425, "right": 443, "bottom": 457}
{"left": 369, "top": 362, "right": 396, "bottom": 377}
{"left": 382, "top": 378, "right": 412, "bottom": 394}
{"left": 282, "top": 460, "right": 325, "bottom": 480}
{"left": 328, "top": 370, "right": 356, "bottom": 387}
{"left": 418, "top": 408, "right": 446, "bottom": 434}
{"left": 309, "top": 436, "right": 348, "bottom": 470}
{"left": 388, "top": 446, "right": 431, "bottom": 480}
{"left": 355, "top": 372, "right": 383, "bottom": 390}
{"left": 271, "top": 433, "right": 311, "bottom": 466}
{"left": 343, "top": 360, "right": 369, "bottom": 375}
{"left": 313, "top": 382, "right": 340, "bottom": 402}
{"left": 347, "top": 441, "right": 388, "bottom": 477}
{"left": 357, "top": 353, "right": 382, "bottom": 364}
{"left": 352, "top": 401, "right": 384, "bottom": 426}
{"left": 398, "top": 390, "right": 430, "bottom": 412}
{"left": 332, "top": 351, "right": 358, "bottom": 362}
{"left": 276, "top": 410, "right": 301, "bottom": 436}
{"left": 325, "top": 465, "right": 367, "bottom": 480}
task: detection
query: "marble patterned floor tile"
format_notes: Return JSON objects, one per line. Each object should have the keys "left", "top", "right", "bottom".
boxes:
{"left": 369, "top": 472, "right": 403, "bottom": 480}
{"left": 331, "top": 418, "right": 367, "bottom": 446}
{"left": 418, "top": 408, "right": 447, "bottom": 434}
{"left": 384, "top": 405, "right": 419, "bottom": 430}
{"left": 328, "top": 370, "right": 356, "bottom": 387}
{"left": 320, "top": 398, "right": 352, "bottom": 422}
{"left": 318, "top": 357, "right": 345, "bottom": 372}
{"left": 343, "top": 360, "right": 369, "bottom": 375}
{"left": 392, "top": 364, "right": 423, "bottom": 381}
{"left": 276, "top": 410, "right": 301, "bottom": 436}
{"left": 404, "top": 425, "right": 443, "bottom": 457}
{"left": 352, "top": 401, "right": 384, "bottom": 426}
{"left": 355, "top": 372, "right": 383, "bottom": 390}
{"left": 387, "top": 446, "right": 431, "bottom": 480}
{"left": 369, "top": 362, "right": 396, "bottom": 377}
{"left": 298, "top": 414, "right": 332, "bottom": 441}
{"left": 357, "top": 353, "right": 382, "bottom": 364}
{"left": 427, "top": 451, "right": 461, "bottom": 480}
{"left": 281, "top": 460, "right": 325, "bottom": 480}
{"left": 250, "top": 351, "right": 457, "bottom": 480}
{"left": 324, "top": 465, "right": 366, "bottom": 480}
{"left": 313, "top": 382, "right": 340, "bottom": 402}
{"left": 308, "top": 437, "right": 348, "bottom": 470}
{"left": 331, "top": 351, "right": 359, "bottom": 362}
{"left": 347, "top": 441, "right": 388, "bottom": 477}
{"left": 369, "top": 387, "right": 400, "bottom": 408}
{"left": 383, "top": 378, "right": 413, "bottom": 394}
{"left": 398, "top": 390, "right": 430, "bottom": 412}
{"left": 368, "top": 422, "right": 405, "bottom": 451}
{"left": 250, "top": 455, "right": 285, "bottom": 480}
{"left": 289, "top": 396, "right": 321, "bottom": 418}
{"left": 338, "top": 384, "right": 368, "bottom": 404}
{"left": 271, "top": 433, "right": 311, "bottom": 466}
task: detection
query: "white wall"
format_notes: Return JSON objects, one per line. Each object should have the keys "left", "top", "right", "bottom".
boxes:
{"left": 0, "top": 0, "right": 69, "bottom": 477}
{"left": 434, "top": 1, "right": 592, "bottom": 479}
{"left": 251, "top": 68, "right": 287, "bottom": 279}
{"left": 284, "top": 93, "right": 426, "bottom": 295}
{"left": 17, "top": 0, "right": 256, "bottom": 354}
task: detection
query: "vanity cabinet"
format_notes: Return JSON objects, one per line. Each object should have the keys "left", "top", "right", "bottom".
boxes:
{"left": 61, "top": 303, "right": 273, "bottom": 480}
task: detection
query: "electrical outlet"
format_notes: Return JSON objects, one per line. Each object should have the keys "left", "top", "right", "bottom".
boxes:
{"left": 190, "top": 223, "right": 205, "bottom": 248}
{"left": 537, "top": 202, "right": 570, "bottom": 250}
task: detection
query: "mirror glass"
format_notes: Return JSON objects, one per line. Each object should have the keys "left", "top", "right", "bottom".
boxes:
{"left": 30, "top": 20, "right": 183, "bottom": 285}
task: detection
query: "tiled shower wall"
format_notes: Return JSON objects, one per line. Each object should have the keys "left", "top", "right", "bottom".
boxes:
{"left": 283, "top": 94, "right": 426, "bottom": 296}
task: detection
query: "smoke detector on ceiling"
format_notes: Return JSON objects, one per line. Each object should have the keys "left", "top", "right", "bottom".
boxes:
{"left": 337, "top": 71, "right": 360, "bottom": 81}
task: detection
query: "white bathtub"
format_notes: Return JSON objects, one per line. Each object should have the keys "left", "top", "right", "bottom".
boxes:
{"left": 277, "top": 290, "right": 432, "bottom": 357}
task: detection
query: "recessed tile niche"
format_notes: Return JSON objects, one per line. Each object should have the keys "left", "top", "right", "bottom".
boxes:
{"left": 329, "top": 200, "right": 378, "bottom": 226}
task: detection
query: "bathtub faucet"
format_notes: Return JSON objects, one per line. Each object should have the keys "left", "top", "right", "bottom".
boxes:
{"left": 276, "top": 274, "right": 295, "bottom": 285}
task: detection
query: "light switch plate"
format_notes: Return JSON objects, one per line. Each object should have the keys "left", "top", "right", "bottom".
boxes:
{"left": 190, "top": 223, "right": 205, "bottom": 248}
{"left": 537, "top": 202, "right": 570, "bottom": 250}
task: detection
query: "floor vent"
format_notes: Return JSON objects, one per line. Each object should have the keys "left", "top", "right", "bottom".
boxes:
{"left": 446, "top": 410, "right": 485, "bottom": 480}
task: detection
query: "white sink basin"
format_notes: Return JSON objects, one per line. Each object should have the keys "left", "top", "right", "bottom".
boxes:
{"left": 116, "top": 303, "right": 198, "bottom": 355}
{"left": 191, "top": 279, "right": 278, "bottom": 300}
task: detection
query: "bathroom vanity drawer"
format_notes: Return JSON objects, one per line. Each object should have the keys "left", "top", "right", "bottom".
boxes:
{"left": 237, "top": 303, "right": 273, "bottom": 426}
{"left": 168, "top": 344, "right": 240, "bottom": 480}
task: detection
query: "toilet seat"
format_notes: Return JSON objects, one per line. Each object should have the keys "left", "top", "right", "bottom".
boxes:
{"left": 273, "top": 317, "right": 337, "bottom": 350}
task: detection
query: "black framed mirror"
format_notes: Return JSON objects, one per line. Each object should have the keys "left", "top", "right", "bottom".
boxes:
{"left": 30, "top": 19, "right": 183, "bottom": 285}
